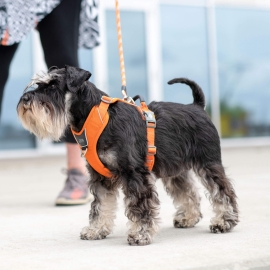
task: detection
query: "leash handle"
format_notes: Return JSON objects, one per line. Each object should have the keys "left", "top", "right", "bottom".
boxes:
{"left": 115, "top": 0, "right": 127, "bottom": 98}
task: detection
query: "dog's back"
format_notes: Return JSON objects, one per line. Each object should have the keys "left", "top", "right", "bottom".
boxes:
{"left": 148, "top": 78, "right": 220, "bottom": 178}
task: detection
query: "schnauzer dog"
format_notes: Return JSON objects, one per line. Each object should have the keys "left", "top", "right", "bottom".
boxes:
{"left": 17, "top": 66, "right": 239, "bottom": 246}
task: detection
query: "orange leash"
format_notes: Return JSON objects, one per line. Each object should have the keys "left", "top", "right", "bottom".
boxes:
{"left": 115, "top": 0, "right": 128, "bottom": 100}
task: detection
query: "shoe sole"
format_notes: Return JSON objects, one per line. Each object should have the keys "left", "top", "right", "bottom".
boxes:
{"left": 55, "top": 193, "right": 93, "bottom": 206}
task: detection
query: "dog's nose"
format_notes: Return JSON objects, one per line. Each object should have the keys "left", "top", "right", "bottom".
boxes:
{"left": 22, "top": 94, "right": 32, "bottom": 109}
{"left": 22, "top": 94, "right": 31, "bottom": 104}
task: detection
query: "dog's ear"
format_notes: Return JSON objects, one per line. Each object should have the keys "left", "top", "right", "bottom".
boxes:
{"left": 48, "top": 66, "right": 59, "bottom": 73}
{"left": 65, "top": 65, "right": 91, "bottom": 92}
{"left": 48, "top": 67, "right": 66, "bottom": 90}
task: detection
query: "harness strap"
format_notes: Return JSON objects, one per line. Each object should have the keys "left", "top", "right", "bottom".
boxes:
{"left": 101, "top": 97, "right": 156, "bottom": 171}
{"left": 72, "top": 102, "right": 113, "bottom": 178}
{"left": 71, "top": 96, "right": 156, "bottom": 178}
{"left": 140, "top": 101, "right": 157, "bottom": 171}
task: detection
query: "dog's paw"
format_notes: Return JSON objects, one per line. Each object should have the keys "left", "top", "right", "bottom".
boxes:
{"left": 209, "top": 221, "right": 232, "bottom": 233}
{"left": 210, "top": 224, "right": 227, "bottom": 233}
{"left": 173, "top": 214, "right": 202, "bottom": 228}
{"left": 127, "top": 232, "right": 152, "bottom": 246}
{"left": 209, "top": 217, "right": 238, "bottom": 233}
{"left": 80, "top": 226, "right": 108, "bottom": 240}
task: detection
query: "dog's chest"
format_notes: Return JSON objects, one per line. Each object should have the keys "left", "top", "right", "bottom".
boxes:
{"left": 98, "top": 150, "right": 118, "bottom": 169}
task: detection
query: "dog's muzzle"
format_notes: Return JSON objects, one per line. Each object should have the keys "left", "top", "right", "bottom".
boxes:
{"left": 22, "top": 94, "right": 32, "bottom": 109}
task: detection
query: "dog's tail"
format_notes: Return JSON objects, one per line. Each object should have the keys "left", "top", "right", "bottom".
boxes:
{"left": 167, "top": 78, "right": 205, "bottom": 108}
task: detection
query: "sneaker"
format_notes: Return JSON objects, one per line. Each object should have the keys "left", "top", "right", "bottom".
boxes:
{"left": 55, "top": 169, "right": 93, "bottom": 206}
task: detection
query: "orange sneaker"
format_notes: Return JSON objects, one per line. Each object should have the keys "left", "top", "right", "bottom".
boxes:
{"left": 55, "top": 169, "right": 93, "bottom": 206}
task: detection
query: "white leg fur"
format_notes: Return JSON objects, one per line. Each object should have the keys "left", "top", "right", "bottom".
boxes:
{"left": 127, "top": 218, "right": 159, "bottom": 246}
{"left": 162, "top": 171, "right": 202, "bottom": 228}
{"left": 125, "top": 174, "right": 160, "bottom": 246}
{"left": 80, "top": 188, "right": 118, "bottom": 240}
{"left": 197, "top": 166, "right": 239, "bottom": 233}
{"left": 208, "top": 183, "right": 238, "bottom": 233}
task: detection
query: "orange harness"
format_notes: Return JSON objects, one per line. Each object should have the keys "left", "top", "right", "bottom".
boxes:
{"left": 71, "top": 96, "right": 156, "bottom": 178}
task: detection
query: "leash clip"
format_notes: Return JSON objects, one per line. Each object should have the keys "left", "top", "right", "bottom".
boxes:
{"left": 121, "top": 87, "right": 135, "bottom": 104}
{"left": 124, "top": 96, "right": 135, "bottom": 104}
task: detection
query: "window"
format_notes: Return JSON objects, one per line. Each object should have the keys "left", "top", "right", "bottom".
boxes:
{"left": 216, "top": 8, "right": 270, "bottom": 137}
{"left": 79, "top": 48, "right": 93, "bottom": 78}
{"left": 160, "top": 5, "right": 210, "bottom": 110}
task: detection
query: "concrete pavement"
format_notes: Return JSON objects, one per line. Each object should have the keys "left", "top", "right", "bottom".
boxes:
{"left": 0, "top": 146, "right": 270, "bottom": 270}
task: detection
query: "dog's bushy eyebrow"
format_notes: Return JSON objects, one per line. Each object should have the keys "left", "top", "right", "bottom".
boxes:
{"left": 23, "top": 84, "right": 38, "bottom": 94}
{"left": 23, "top": 72, "right": 61, "bottom": 93}
{"left": 32, "top": 71, "right": 53, "bottom": 84}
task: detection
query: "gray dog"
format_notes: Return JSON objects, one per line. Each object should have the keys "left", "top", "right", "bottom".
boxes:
{"left": 17, "top": 66, "right": 239, "bottom": 246}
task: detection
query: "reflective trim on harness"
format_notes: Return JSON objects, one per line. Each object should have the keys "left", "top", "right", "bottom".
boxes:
{"left": 71, "top": 96, "right": 156, "bottom": 178}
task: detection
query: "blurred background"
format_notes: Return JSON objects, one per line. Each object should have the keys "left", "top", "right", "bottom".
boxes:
{"left": 1, "top": 0, "right": 270, "bottom": 157}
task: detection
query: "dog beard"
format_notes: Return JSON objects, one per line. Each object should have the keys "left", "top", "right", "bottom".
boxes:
{"left": 17, "top": 99, "right": 67, "bottom": 141}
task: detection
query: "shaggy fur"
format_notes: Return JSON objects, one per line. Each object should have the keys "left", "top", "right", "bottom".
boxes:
{"left": 17, "top": 66, "right": 239, "bottom": 245}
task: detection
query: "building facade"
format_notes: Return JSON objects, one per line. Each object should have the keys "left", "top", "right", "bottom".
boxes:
{"left": 1, "top": 0, "right": 270, "bottom": 157}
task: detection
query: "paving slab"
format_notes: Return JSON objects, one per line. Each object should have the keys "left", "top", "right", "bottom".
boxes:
{"left": 0, "top": 146, "right": 270, "bottom": 270}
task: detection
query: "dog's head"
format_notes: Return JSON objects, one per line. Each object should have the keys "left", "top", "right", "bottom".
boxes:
{"left": 17, "top": 66, "right": 91, "bottom": 140}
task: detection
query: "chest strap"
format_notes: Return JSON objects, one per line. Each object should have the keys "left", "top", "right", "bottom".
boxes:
{"left": 71, "top": 96, "right": 156, "bottom": 178}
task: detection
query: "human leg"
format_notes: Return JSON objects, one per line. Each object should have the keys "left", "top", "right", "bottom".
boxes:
{"left": 38, "top": 0, "right": 91, "bottom": 205}
{"left": 0, "top": 43, "right": 19, "bottom": 119}
{"left": 38, "top": 0, "right": 81, "bottom": 69}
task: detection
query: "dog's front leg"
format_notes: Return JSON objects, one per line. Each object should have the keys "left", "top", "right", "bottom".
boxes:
{"left": 80, "top": 180, "right": 118, "bottom": 240}
{"left": 123, "top": 173, "right": 160, "bottom": 246}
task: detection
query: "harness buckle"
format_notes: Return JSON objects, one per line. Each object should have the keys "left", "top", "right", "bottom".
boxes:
{"left": 81, "top": 148, "right": 88, "bottom": 157}
{"left": 143, "top": 111, "right": 156, "bottom": 128}
{"left": 72, "top": 129, "right": 89, "bottom": 157}
{"left": 148, "top": 146, "right": 157, "bottom": 155}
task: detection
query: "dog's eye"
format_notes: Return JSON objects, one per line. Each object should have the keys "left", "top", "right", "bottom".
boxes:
{"left": 50, "top": 84, "right": 56, "bottom": 89}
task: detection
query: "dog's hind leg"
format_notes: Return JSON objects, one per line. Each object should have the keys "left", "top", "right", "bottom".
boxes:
{"left": 162, "top": 171, "right": 202, "bottom": 228}
{"left": 122, "top": 173, "right": 160, "bottom": 246}
{"left": 197, "top": 163, "right": 239, "bottom": 233}
{"left": 80, "top": 180, "right": 118, "bottom": 240}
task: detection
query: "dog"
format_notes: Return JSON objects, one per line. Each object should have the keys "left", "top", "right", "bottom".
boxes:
{"left": 17, "top": 65, "right": 239, "bottom": 246}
